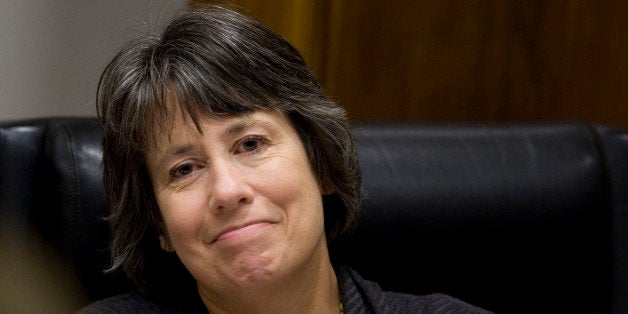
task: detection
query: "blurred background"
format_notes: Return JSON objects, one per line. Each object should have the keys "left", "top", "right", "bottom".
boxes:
{"left": 1, "top": 0, "right": 626, "bottom": 127}
{"left": 0, "top": 1, "right": 188, "bottom": 312}
{"left": 220, "top": 0, "right": 628, "bottom": 127}
{"left": 0, "top": 0, "right": 188, "bottom": 121}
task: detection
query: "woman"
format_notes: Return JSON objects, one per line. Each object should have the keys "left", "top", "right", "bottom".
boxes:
{"left": 80, "top": 4, "right": 489, "bottom": 313}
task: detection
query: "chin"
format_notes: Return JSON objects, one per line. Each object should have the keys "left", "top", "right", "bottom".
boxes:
{"left": 228, "top": 248, "right": 285, "bottom": 288}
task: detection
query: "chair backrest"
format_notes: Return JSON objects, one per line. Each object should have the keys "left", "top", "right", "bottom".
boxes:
{"left": 0, "top": 118, "right": 132, "bottom": 307}
{"left": 332, "top": 121, "right": 628, "bottom": 313}
{"left": 1, "top": 118, "right": 626, "bottom": 313}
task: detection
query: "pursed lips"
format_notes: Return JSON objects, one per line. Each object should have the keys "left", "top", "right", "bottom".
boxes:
{"left": 212, "top": 220, "right": 273, "bottom": 243}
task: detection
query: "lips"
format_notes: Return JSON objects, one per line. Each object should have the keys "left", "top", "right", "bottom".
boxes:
{"left": 213, "top": 221, "right": 272, "bottom": 243}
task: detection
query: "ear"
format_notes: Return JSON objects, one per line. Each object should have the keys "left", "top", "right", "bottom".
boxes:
{"left": 159, "top": 235, "right": 175, "bottom": 252}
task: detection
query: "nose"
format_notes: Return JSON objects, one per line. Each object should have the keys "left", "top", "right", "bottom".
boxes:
{"left": 208, "top": 161, "right": 254, "bottom": 213}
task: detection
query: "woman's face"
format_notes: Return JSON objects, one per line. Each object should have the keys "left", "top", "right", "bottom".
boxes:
{"left": 145, "top": 109, "right": 328, "bottom": 296}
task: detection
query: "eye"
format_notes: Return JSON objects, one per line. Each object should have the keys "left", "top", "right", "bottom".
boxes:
{"left": 236, "top": 136, "right": 265, "bottom": 154}
{"left": 170, "top": 163, "right": 199, "bottom": 179}
{"left": 242, "top": 139, "right": 259, "bottom": 151}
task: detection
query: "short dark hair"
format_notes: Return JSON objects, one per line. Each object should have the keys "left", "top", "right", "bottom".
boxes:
{"left": 97, "top": 4, "right": 361, "bottom": 293}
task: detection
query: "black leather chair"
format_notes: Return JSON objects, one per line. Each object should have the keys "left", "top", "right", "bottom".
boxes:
{"left": 1, "top": 117, "right": 627, "bottom": 313}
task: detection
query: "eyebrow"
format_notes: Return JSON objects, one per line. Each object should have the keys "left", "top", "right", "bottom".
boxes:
{"left": 221, "top": 115, "right": 277, "bottom": 139}
{"left": 154, "top": 144, "right": 196, "bottom": 169}
{"left": 222, "top": 117, "right": 257, "bottom": 138}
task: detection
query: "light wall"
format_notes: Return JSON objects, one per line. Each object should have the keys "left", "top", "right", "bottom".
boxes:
{"left": 0, "top": 0, "right": 188, "bottom": 121}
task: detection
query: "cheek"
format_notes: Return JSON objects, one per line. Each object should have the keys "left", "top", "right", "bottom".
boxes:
{"left": 255, "top": 157, "right": 325, "bottom": 225}
{"left": 156, "top": 191, "right": 207, "bottom": 245}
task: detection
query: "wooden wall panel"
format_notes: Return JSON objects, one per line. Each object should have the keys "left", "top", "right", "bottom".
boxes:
{"left": 193, "top": 1, "right": 628, "bottom": 128}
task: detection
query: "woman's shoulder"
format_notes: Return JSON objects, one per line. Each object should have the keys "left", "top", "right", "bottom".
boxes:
{"left": 77, "top": 291, "right": 153, "bottom": 313}
{"left": 336, "top": 265, "right": 492, "bottom": 313}
{"left": 377, "top": 291, "right": 492, "bottom": 314}
{"left": 77, "top": 290, "right": 207, "bottom": 314}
